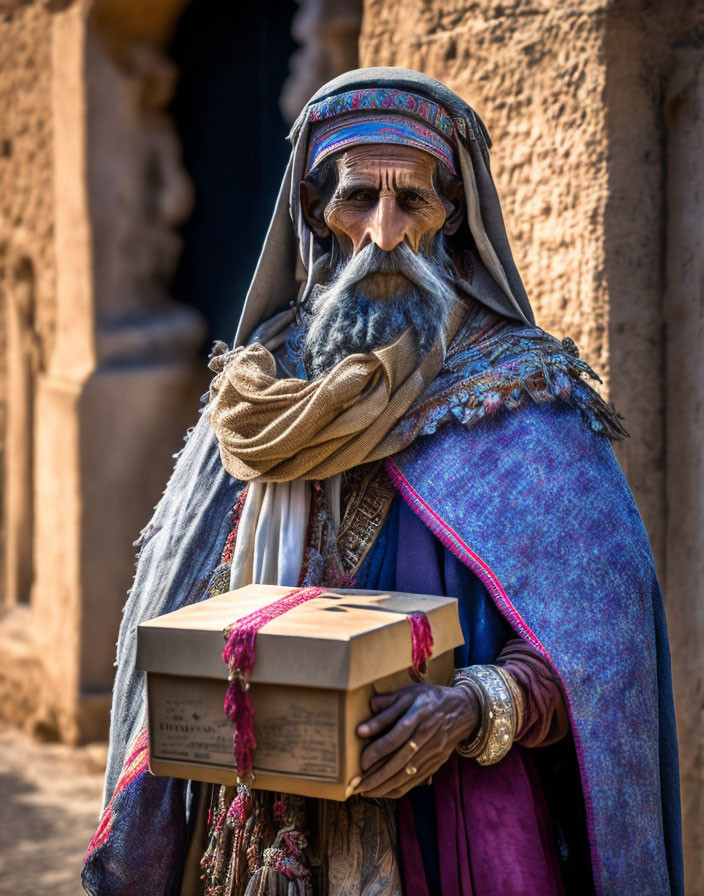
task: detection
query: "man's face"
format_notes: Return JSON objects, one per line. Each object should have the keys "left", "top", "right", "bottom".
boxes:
{"left": 321, "top": 144, "right": 450, "bottom": 300}
{"left": 298, "top": 141, "right": 462, "bottom": 378}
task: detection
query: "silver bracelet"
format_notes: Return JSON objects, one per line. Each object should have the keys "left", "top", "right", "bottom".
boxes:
{"left": 450, "top": 670, "right": 489, "bottom": 758}
{"left": 450, "top": 665, "right": 517, "bottom": 765}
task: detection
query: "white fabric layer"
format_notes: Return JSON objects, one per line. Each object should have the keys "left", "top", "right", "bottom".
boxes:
{"left": 324, "top": 474, "right": 342, "bottom": 532}
{"left": 229, "top": 480, "right": 311, "bottom": 590}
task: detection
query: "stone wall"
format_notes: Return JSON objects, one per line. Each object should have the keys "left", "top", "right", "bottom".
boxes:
{"left": 0, "top": 0, "right": 58, "bottom": 738}
{"left": 0, "top": 1, "right": 56, "bottom": 608}
{"left": 0, "top": 0, "right": 208, "bottom": 743}
{"left": 281, "top": 0, "right": 363, "bottom": 123}
{"left": 360, "top": 0, "right": 704, "bottom": 889}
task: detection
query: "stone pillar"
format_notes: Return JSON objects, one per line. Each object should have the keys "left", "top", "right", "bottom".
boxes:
{"left": 28, "top": 0, "right": 206, "bottom": 742}
{"left": 0, "top": 0, "right": 59, "bottom": 736}
{"left": 664, "top": 52, "right": 704, "bottom": 896}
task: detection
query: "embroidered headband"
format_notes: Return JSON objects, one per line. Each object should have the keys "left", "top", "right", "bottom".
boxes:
{"left": 306, "top": 87, "right": 457, "bottom": 175}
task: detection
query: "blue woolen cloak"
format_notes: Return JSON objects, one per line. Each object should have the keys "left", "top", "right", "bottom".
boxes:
{"left": 386, "top": 401, "right": 683, "bottom": 896}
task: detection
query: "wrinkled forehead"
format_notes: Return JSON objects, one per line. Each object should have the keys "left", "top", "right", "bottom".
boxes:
{"left": 306, "top": 87, "right": 457, "bottom": 176}
{"left": 333, "top": 143, "right": 440, "bottom": 188}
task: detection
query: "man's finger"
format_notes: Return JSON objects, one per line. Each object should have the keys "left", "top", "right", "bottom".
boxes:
{"left": 357, "top": 690, "right": 416, "bottom": 739}
{"left": 359, "top": 703, "right": 440, "bottom": 770}
{"left": 369, "top": 685, "right": 421, "bottom": 714}
{"left": 357, "top": 734, "right": 439, "bottom": 793}
{"left": 359, "top": 712, "right": 442, "bottom": 777}
{"left": 358, "top": 709, "right": 422, "bottom": 771}
{"left": 358, "top": 752, "right": 441, "bottom": 799}
{"left": 384, "top": 763, "right": 437, "bottom": 799}
{"left": 373, "top": 753, "right": 440, "bottom": 798}
{"left": 368, "top": 692, "right": 397, "bottom": 711}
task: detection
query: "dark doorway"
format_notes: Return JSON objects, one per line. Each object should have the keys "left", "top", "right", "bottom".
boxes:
{"left": 169, "top": 0, "right": 297, "bottom": 346}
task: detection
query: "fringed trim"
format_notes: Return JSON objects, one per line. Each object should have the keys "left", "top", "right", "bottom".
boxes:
{"left": 206, "top": 340, "right": 244, "bottom": 412}
{"left": 407, "top": 319, "right": 628, "bottom": 443}
{"left": 201, "top": 787, "right": 311, "bottom": 896}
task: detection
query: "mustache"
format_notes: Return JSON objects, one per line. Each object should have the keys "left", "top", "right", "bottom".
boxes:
{"left": 320, "top": 239, "right": 452, "bottom": 301}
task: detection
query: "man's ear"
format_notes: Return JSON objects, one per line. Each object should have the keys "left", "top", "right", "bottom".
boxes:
{"left": 441, "top": 181, "right": 465, "bottom": 236}
{"left": 300, "top": 180, "right": 331, "bottom": 239}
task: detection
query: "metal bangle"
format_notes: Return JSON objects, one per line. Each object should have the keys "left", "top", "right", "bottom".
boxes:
{"left": 450, "top": 670, "right": 489, "bottom": 759}
{"left": 451, "top": 665, "right": 517, "bottom": 765}
{"left": 496, "top": 665, "right": 524, "bottom": 737}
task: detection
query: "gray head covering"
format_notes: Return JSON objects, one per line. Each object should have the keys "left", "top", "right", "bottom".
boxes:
{"left": 234, "top": 67, "right": 534, "bottom": 347}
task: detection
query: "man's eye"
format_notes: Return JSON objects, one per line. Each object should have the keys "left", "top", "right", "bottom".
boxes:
{"left": 402, "top": 191, "right": 424, "bottom": 204}
{"left": 349, "top": 189, "right": 374, "bottom": 201}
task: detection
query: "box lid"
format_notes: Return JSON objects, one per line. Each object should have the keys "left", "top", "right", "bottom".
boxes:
{"left": 137, "top": 585, "right": 462, "bottom": 690}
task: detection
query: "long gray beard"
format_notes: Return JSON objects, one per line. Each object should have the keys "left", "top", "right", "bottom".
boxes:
{"left": 302, "top": 238, "right": 457, "bottom": 379}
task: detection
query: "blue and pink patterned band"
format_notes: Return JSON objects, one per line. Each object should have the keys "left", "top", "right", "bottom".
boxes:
{"left": 306, "top": 88, "right": 457, "bottom": 174}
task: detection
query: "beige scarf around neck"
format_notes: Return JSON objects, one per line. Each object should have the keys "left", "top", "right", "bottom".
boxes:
{"left": 207, "top": 301, "right": 467, "bottom": 483}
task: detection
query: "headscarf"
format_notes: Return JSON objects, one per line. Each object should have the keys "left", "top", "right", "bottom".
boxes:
{"left": 233, "top": 67, "right": 535, "bottom": 349}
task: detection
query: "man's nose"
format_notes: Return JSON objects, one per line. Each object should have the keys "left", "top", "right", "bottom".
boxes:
{"left": 366, "top": 196, "right": 412, "bottom": 253}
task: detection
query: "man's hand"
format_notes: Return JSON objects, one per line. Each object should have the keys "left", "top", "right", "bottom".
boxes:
{"left": 353, "top": 683, "right": 479, "bottom": 798}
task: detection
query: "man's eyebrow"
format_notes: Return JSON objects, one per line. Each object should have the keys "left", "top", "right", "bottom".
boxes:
{"left": 336, "top": 178, "right": 436, "bottom": 199}
{"left": 398, "top": 185, "right": 437, "bottom": 199}
{"left": 390, "top": 171, "right": 437, "bottom": 196}
{"left": 337, "top": 176, "right": 381, "bottom": 192}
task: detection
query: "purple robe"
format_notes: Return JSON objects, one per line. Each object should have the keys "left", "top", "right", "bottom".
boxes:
{"left": 356, "top": 496, "right": 567, "bottom": 895}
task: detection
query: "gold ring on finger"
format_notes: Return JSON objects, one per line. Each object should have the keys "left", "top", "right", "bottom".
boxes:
{"left": 408, "top": 739, "right": 419, "bottom": 753}
{"left": 405, "top": 764, "right": 417, "bottom": 776}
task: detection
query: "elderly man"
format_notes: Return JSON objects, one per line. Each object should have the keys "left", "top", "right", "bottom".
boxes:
{"left": 83, "top": 69, "right": 682, "bottom": 896}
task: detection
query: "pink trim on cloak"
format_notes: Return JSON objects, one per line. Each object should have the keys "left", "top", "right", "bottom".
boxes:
{"left": 384, "top": 458, "right": 603, "bottom": 896}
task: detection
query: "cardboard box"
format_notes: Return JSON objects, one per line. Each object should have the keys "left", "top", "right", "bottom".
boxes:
{"left": 137, "top": 585, "right": 463, "bottom": 800}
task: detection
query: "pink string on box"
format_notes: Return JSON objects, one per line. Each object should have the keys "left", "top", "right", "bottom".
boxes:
{"left": 406, "top": 611, "right": 434, "bottom": 682}
{"left": 222, "top": 585, "right": 327, "bottom": 781}
{"left": 222, "top": 587, "right": 434, "bottom": 780}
